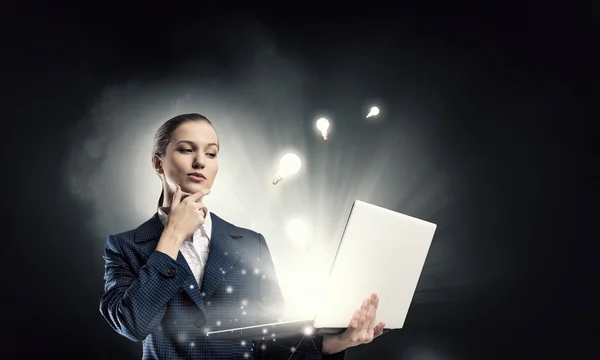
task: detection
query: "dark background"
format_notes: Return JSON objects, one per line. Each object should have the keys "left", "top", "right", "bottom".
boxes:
{"left": 3, "top": 1, "right": 595, "bottom": 359}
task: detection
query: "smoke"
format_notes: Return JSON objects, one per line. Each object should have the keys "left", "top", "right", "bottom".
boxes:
{"left": 64, "top": 18, "right": 480, "bottom": 314}
{"left": 65, "top": 19, "right": 308, "bottom": 235}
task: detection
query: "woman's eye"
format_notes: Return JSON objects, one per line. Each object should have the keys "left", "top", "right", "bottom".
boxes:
{"left": 207, "top": 153, "right": 217, "bottom": 158}
{"left": 179, "top": 148, "right": 193, "bottom": 153}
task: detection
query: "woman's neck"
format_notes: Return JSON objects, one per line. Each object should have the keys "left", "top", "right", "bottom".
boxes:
{"left": 160, "top": 204, "right": 171, "bottom": 214}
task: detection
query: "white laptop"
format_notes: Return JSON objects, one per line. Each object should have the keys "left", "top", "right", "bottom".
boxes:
{"left": 206, "top": 200, "right": 437, "bottom": 340}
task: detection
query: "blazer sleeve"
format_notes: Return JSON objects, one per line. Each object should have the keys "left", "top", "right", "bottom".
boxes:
{"left": 99, "top": 234, "right": 189, "bottom": 342}
{"left": 252, "top": 234, "right": 346, "bottom": 360}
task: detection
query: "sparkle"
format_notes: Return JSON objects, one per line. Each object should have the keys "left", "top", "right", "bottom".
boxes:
{"left": 235, "top": 318, "right": 238, "bottom": 321}
{"left": 226, "top": 286, "right": 233, "bottom": 293}
{"left": 178, "top": 333, "right": 187, "bottom": 342}
{"left": 257, "top": 258, "right": 260, "bottom": 261}
{"left": 224, "top": 252, "right": 228, "bottom": 256}
{"left": 254, "top": 268, "right": 260, "bottom": 274}
{"left": 222, "top": 270, "right": 226, "bottom": 274}
{"left": 262, "top": 275, "right": 266, "bottom": 279}
{"left": 201, "top": 292, "right": 206, "bottom": 297}
{"left": 241, "top": 269, "right": 247, "bottom": 275}
{"left": 216, "top": 321, "right": 221, "bottom": 326}
{"left": 189, "top": 285, "right": 194, "bottom": 289}
{"left": 242, "top": 311, "right": 247, "bottom": 315}
{"left": 191, "top": 342, "right": 195, "bottom": 347}
{"left": 203, "top": 327, "right": 211, "bottom": 333}
{"left": 261, "top": 344, "right": 267, "bottom": 350}
{"left": 262, "top": 328, "right": 268, "bottom": 334}
{"left": 241, "top": 341, "right": 246, "bottom": 346}
{"left": 241, "top": 299, "right": 248, "bottom": 306}
{"left": 207, "top": 301, "right": 212, "bottom": 305}
{"left": 243, "top": 353, "right": 249, "bottom": 359}
{"left": 291, "top": 347, "right": 296, "bottom": 352}
{"left": 303, "top": 326, "right": 314, "bottom": 335}
{"left": 241, "top": 306, "right": 244, "bottom": 309}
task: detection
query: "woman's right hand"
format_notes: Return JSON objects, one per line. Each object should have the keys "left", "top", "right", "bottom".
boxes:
{"left": 166, "top": 184, "right": 210, "bottom": 241}
{"left": 156, "top": 185, "right": 210, "bottom": 260}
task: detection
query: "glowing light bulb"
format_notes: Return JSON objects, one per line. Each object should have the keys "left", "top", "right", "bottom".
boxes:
{"left": 366, "top": 106, "right": 380, "bottom": 118}
{"left": 272, "top": 153, "right": 301, "bottom": 185}
{"left": 316, "top": 118, "right": 330, "bottom": 140}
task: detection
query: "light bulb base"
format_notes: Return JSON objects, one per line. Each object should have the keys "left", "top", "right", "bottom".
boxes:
{"left": 272, "top": 174, "right": 283, "bottom": 185}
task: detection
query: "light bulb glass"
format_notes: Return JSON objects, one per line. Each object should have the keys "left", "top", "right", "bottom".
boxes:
{"left": 366, "top": 106, "right": 380, "bottom": 118}
{"left": 316, "top": 118, "right": 329, "bottom": 132}
{"left": 316, "top": 118, "right": 329, "bottom": 139}
{"left": 278, "top": 153, "right": 301, "bottom": 177}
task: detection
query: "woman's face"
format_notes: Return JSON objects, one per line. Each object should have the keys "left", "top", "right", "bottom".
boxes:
{"left": 155, "top": 121, "right": 219, "bottom": 198}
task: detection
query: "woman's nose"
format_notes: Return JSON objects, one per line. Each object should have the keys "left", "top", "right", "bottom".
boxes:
{"left": 192, "top": 156, "right": 205, "bottom": 169}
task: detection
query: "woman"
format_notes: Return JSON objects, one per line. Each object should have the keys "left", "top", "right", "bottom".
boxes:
{"left": 99, "top": 113, "right": 386, "bottom": 359}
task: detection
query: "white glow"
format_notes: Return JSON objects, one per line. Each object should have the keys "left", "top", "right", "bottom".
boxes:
{"left": 316, "top": 117, "right": 329, "bottom": 140}
{"left": 280, "top": 255, "right": 330, "bottom": 319}
{"left": 302, "top": 326, "right": 314, "bottom": 336}
{"left": 285, "top": 218, "right": 309, "bottom": 247}
{"left": 366, "top": 106, "right": 380, "bottom": 118}
{"left": 272, "top": 153, "right": 301, "bottom": 185}
{"left": 66, "top": 71, "right": 459, "bottom": 323}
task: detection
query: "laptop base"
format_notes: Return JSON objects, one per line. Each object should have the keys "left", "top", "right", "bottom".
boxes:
{"left": 206, "top": 320, "right": 349, "bottom": 341}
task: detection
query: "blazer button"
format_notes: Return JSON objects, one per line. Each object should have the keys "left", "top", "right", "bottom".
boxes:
{"left": 166, "top": 268, "right": 176, "bottom": 277}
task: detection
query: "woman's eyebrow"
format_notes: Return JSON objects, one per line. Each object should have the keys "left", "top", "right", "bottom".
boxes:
{"left": 175, "top": 140, "right": 219, "bottom": 149}
{"left": 175, "top": 140, "right": 195, "bottom": 146}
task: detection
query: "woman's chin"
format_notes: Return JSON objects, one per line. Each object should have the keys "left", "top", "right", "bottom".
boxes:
{"left": 180, "top": 183, "right": 208, "bottom": 195}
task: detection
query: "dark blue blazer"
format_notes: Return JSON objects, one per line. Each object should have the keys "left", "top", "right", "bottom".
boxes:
{"left": 100, "top": 212, "right": 346, "bottom": 360}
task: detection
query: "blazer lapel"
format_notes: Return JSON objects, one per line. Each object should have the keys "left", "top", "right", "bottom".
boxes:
{"left": 177, "top": 252, "right": 208, "bottom": 314}
{"left": 134, "top": 214, "right": 207, "bottom": 313}
{"left": 200, "top": 213, "right": 244, "bottom": 301}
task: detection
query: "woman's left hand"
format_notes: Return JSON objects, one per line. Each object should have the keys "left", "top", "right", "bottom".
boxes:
{"left": 322, "top": 293, "right": 386, "bottom": 354}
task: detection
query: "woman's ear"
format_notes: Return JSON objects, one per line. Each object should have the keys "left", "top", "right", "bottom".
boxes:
{"left": 152, "top": 155, "right": 164, "bottom": 175}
